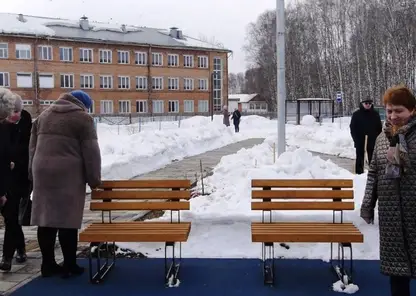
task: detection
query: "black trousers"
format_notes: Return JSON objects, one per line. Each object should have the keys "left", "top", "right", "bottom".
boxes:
{"left": 390, "top": 275, "right": 410, "bottom": 296}
{"left": 234, "top": 123, "right": 239, "bottom": 133}
{"left": 355, "top": 146, "right": 374, "bottom": 174}
{"left": 1, "top": 189, "right": 25, "bottom": 259}
{"left": 37, "top": 226, "right": 78, "bottom": 268}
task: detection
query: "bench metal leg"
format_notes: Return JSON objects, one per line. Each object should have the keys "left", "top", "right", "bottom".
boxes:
{"left": 262, "top": 242, "right": 275, "bottom": 285}
{"left": 330, "top": 242, "right": 354, "bottom": 288}
{"left": 164, "top": 242, "right": 181, "bottom": 287}
{"left": 88, "top": 242, "right": 116, "bottom": 284}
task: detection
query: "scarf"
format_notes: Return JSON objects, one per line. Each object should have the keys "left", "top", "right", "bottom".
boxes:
{"left": 383, "top": 116, "right": 416, "bottom": 178}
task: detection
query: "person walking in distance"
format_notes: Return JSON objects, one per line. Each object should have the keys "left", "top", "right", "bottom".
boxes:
{"left": 361, "top": 86, "right": 416, "bottom": 296}
{"left": 231, "top": 108, "right": 241, "bottom": 133}
{"left": 349, "top": 98, "right": 382, "bottom": 174}
{"left": 29, "top": 90, "right": 101, "bottom": 278}
{"left": 0, "top": 93, "right": 32, "bottom": 271}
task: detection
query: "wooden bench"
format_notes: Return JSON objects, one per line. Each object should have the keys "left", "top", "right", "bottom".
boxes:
{"left": 251, "top": 179, "right": 364, "bottom": 287}
{"left": 79, "top": 179, "right": 192, "bottom": 286}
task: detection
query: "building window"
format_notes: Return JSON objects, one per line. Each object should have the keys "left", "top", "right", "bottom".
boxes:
{"left": 99, "top": 49, "right": 112, "bottom": 63}
{"left": 79, "top": 48, "right": 93, "bottom": 63}
{"left": 152, "top": 100, "right": 164, "bottom": 113}
{"left": 59, "top": 47, "right": 73, "bottom": 62}
{"left": 38, "top": 73, "right": 54, "bottom": 88}
{"left": 168, "top": 100, "right": 179, "bottom": 113}
{"left": 100, "top": 100, "right": 114, "bottom": 114}
{"left": 168, "top": 54, "right": 179, "bottom": 67}
{"left": 136, "top": 100, "right": 148, "bottom": 113}
{"left": 100, "top": 75, "right": 113, "bottom": 89}
{"left": 40, "top": 100, "right": 54, "bottom": 105}
{"left": 80, "top": 74, "right": 94, "bottom": 89}
{"left": 168, "top": 77, "right": 179, "bottom": 90}
{"left": 16, "top": 44, "right": 31, "bottom": 59}
{"left": 184, "top": 100, "right": 194, "bottom": 113}
{"left": 213, "top": 57, "right": 223, "bottom": 111}
{"left": 152, "top": 77, "right": 163, "bottom": 90}
{"left": 198, "top": 100, "right": 209, "bottom": 112}
{"left": 118, "top": 100, "right": 131, "bottom": 113}
{"left": 198, "top": 79, "right": 209, "bottom": 90}
{"left": 23, "top": 100, "right": 33, "bottom": 106}
{"left": 60, "top": 74, "right": 74, "bottom": 88}
{"left": 136, "top": 76, "right": 147, "bottom": 90}
{"left": 184, "top": 78, "right": 194, "bottom": 90}
{"left": 152, "top": 53, "right": 163, "bottom": 66}
{"left": 0, "top": 43, "right": 8, "bottom": 59}
{"left": 118, "top": 76, "right": 130, "bottom": 89}
{"left": 117, "top": 50, "right": 129, "bottom": 64}
{"left": 135, "top": 52, "right": 147, "bottom": 65}
{"left": 16, "top": 73, "right": 33, "bottom": 88}
{"left": 198, "top": 56, "right": 208, "bottom": 68}
{"left": 183, "top": 55, "right": 194, "bottom": 67}
{"left": 38, "top": 45, "right": 52, "bottom": 60}
{"left": 0, "top": 72, "right": 10, "bottom": 87}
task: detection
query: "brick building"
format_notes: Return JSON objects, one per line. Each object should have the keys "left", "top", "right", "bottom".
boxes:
{"left": 0, "top": 13, "right": 231, "bottom": 115}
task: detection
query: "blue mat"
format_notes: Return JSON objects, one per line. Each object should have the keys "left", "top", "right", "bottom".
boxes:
{"left": 10, "top": 258, "right": 416, "bottom": 295}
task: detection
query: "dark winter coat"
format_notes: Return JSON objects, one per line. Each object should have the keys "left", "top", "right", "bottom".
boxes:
{"left": 361, "top": 116, "right": 416, "bottom": 278}
{"left": 231, "top": 110, "right": 241, "bottom": 125}
{"left": 350, "top": 105, "right": 382, "bottom": 150}
{"left": 29, "top": 94, "right": 101, "bottom": 229}
{"left": 9, "top": 109, "right": 32, "bottom": 193}
{"left": 0, "top": 122, "right": 11, "bottom": 197}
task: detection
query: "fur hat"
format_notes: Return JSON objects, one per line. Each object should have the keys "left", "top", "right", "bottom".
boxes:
{"left": 0, "top": 87, "right": 15, "bottom": 119}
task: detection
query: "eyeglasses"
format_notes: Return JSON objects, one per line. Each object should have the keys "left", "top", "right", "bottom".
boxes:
{"left": 363, "top": 102, "right": 373, "bottom": 105}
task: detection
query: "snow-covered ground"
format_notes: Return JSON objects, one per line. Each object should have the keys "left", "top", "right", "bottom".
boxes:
{"left": 97, "top": 114, "right": 355, "bottom": 181}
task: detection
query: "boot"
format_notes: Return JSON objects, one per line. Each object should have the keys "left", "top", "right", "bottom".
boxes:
{"left": 41, "top": 262, "right": 64, "bottom": 278}
{"left": 61, "top": 264, "right": 85, "bottom": 279}
{"left": 0, "top": 257, "right": 12, "bottom": 272}
{"left": 16, "top": 248, "right": 27, "bottom": 263}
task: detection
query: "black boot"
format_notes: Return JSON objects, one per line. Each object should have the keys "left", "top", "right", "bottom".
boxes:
{"left": 0, "top": 257, "right": 12, "bottom": 272}
{"left": 61, "top": 264, "right": 85, "bottom": 279}
{"left": 58, "top": 228, "right": 84, "bottom": 279}
{"left": 15, "top": 248, "right": 27, "bottom": 263}
{"left": 41, "top": 262, "right": 64, "bottom": 277}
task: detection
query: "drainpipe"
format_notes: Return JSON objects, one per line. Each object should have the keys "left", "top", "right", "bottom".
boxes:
{"left": 147, "top": 45, "right": 152, "bottom": 117}
{"left": 33, "top": 38, "right": 41, "bottom": 115}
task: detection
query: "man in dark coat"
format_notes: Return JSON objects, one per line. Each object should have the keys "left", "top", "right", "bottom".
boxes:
{"left": 231, "top": 108, "right": 241, "bottom": 133}
{"left": 349, "top": 99, "right": 383, "bottom": 174}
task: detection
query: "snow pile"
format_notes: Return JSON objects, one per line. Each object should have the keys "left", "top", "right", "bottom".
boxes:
{"left": 97, "top": 115, "right": 276, "bottom": 180}
{"left": 333, "top": 280, "right": 360, "bottom": 294}
{"left": 286, "top": 116, "right": 355, "bottom": 158}
{"left": 300, "top": 114, "right": 317, "bottom": 126}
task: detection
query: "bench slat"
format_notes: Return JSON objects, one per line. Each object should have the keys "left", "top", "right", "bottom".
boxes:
{"left": 90, "top": 201, "right": 190, "bottom": 211}
{"left": 252, "top": 179, "right": 353, "bottom": 188}
{"left": 79, "top": 222, "right": 191, "bottom": 242}
{"left": 252, "top": 190, "right": 353, "bottom": 199}
{"left": 92, "top": 190, "right": 190, "bottom": 200}
{"left": 251, "top": 201, "right": 354, "bottom": 211}
{"left": 99, "top": 180, "right": 191, "bottom": 189}
{"left": 251, "top": 222, "right": 363, "bottom": 243}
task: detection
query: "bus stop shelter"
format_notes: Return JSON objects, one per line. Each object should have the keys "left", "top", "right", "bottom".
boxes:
{"left": 295, "top": 98, "right": 335, "bottom": 124}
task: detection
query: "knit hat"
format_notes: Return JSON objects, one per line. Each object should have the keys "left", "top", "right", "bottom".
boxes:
{"left": 70, "top": 90, "right": 92, "bottom": 109}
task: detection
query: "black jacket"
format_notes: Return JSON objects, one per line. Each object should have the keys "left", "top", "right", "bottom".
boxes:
{"left": 9, "top": 109, "right": 32, "bottom": 191}
{"left": 349, "top": 104, "right": 382, "bottom": 149}
{"left": 0, "top": 122, "right": 11, "bottom": 197}
{"left": 231, "top": 110, "right": 241, "bottom": 125}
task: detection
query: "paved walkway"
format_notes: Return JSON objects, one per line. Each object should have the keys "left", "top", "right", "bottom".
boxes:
{"left": 0, "top": 138, "right": 265, "bottom": 295}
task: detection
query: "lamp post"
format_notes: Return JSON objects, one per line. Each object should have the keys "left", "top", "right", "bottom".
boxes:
{"left": 276, "top": 0, "right": 286, "bottom": 156}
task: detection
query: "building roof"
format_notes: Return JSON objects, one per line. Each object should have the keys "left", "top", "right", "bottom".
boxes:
{"left": 296, "top": 98, "right": 332, "bottom": 101}
{"left": 228, "top": 94, "right": 259, "bottom": 103}
{"left": 0, "top": 13, "right": 231, "bottom": 52}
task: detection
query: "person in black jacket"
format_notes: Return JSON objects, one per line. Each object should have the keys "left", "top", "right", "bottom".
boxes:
{"left": 0, "top": 88, "right": 14, "bottom": 210}
{"left": 231, "top": 108, "right": 241, "bottom": 133}
{"left": 0, "top": 92, "right": 32, "bottom": 272}
{"left": 349, "top": 99, "right": 383, "bottom": 174}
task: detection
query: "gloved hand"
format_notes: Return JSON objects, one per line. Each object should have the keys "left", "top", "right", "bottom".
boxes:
{"left": 0, "top": 195, "right": 7, "bottom": 207}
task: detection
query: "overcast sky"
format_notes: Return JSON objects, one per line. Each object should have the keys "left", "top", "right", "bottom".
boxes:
{"left": 0, "top": 0, "right": 295, "bottom": 73}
